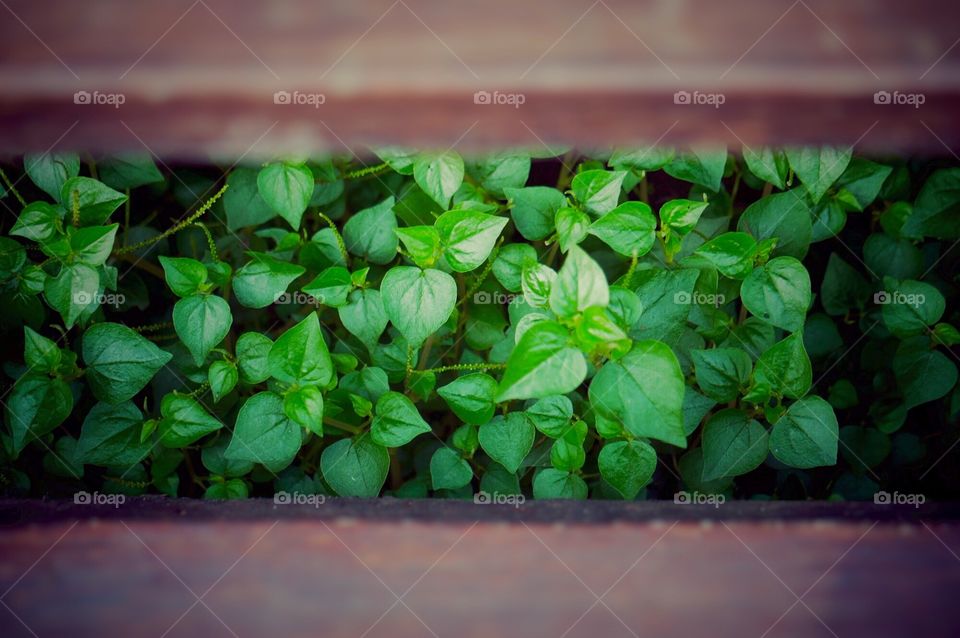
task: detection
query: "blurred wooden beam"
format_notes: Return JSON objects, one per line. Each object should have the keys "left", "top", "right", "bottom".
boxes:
{"left": 1, "top": 498, "right": 959, "bottom": 637}
{"left": 0, "top": 0, "right": 958, "bottom": 157}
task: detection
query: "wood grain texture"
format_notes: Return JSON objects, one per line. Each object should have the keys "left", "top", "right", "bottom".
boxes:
{"left": 1, "top": 499, "right": 959, "bottom": 637}
{"left": 0, "top": 0, "right": 958, "bottom": 156}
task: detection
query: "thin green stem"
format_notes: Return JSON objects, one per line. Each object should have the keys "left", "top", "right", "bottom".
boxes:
{"left": 316, "top": 211, "right": 349, "bottom": 263}
{"left": 194, "top": 221, "right": 219, "bottom": 262}
{"left": 71, "top": 189, "right": 80, "bottom": 227}
{"left": 115, "top": 183, "right": 228, "bottom": 255}
{"left": 623, "top": 251, "right": 639, "bottom": 288}
{"left": 341, "top": 162, "right": 389, "bottom": 180}
{"left": 0, "top": 167, "right": 26, "bottom": 206}
{"left": 411, "top": 362, "right": 506, "bottom": 375}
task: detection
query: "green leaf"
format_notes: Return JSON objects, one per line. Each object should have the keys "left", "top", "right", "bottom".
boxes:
{"left": 880, "top": 279, "right": 945, "bottom": 337}
{"left": 505, "top": 186, "right": 565, "bottom": 240}
{"left": 44, "top": 263, "right": 99, "bottom": 328}
{"left": 173, "top": 294, "right": 232, "bottom": 366}
{"left": 233, "top": 253, "right": 306, "bottom": 308}
{"left": 660, "top": 199, "right": 709, "bottom": 236}
{"left": 59, "top": 176, "right": 127, "bottom": 225}
{"left": 257, "top": 161, "right": 314, "bottom": 229}
{"left": 533, "top": 468, "right": 587, "bottom": 499}
{"left": 339, "top": 288, "right": 389, "bottom": 348}
{"left": 471, "top": 152, "right": 531, "bottom": 197}
{"left": 893, "top": 337, "right": 958, "bottom": 409}
{"left": 7, "top": 375, "right": 73, "bottom": 454}
{"left": 395, "top": 226, "right": 441, "bottom": 269}
{"left": 863, "top": 233, "right": 923, "bottom": 280}
{"left": 99, "top": 154, "right": 164, "bottom": 190}
{"left": 598, "top": 440, "right": 656, "bottom": 499}
{"left": 67, "top": 224, "right": 118, "bottom": 266}
{"left": 235, "top": 332, "right": 273, "bottom": 384}
{"left": 381, "top": 266, "right": 457, "bottom": 346}
{"left": 743, "top": 147, "right": 788, "bottom": 189}
{"left": 320, "top": 434, "right": 389, "bottom": 497}
{"left": 695, "top": 232, "right": 758, "bottom": 279}
{"left": 609, "top": 147, "right": 675, "bottom": 171}
{"left": 478, "top": 412, "right": 535, "bottom": 474}
{"left": 268, "top": 312, "right": 333, "bottom": 386}
{"left": 283, "top": 385, "right": 324, "bottom": 434}
{"left": 224, "top": 166, "right": 276, "bottom": 230}
{"left": 521, "top": 262, "right": 557, "bottom": 307}
{"left": 436, "top": 209, "right": 508, "bottom": 272}
{"left": 83, "top": 322, "right": 173, "bottom": 404}
{"left": 820, "top": 253, "right": 870, "bottom": 316}
{"left": 589, "top": 340, "right": 686, "bottom": 447}
{"left": 11, "top": 202, "right": 63, "bottom": 242}
{"left": 549, "top": 245, "right": 609, "bottom": 319}
{"left": 371, "top": 391, "right": 432, "bottom": 447}
{"left": 342, "top": 197, "right": 398, "bottom": 264}
{"left": 496, "top": 320, "right": 587, "bottom": 402}
{"left": 664, "top": 149, "right": 727, "bottom": 191}
{"left": 225, "top": 392, "right": 302, "bottom": 472}
{"left": 753, "top": 333, "right": 811, "bottom": 400}
{"left": 25, "top": 152, "right": 80, "bottom": 201}
{"left": 303, "top": 266, "right": 352, "bottom": 307}
{"left": 769, "top": 397, "right": 838, "bottom": 468}
{"left": 785, "top": 147, "right": 852, "bottom": 204}
{"left": 588, "top": 201, "right": 656, "bottom": 257}
{"left": 430, "top": 447, "right": 473, "bottom": 490}
{"left": 77, "top": 401, "right": 150, "bottom": 467}
{"left": 437, "top": 374, "right": 497, "bottom": 425}
{"left": 701, "top": 409, "right": 768, "bottom": 481}
{"left": 23, "top": 326, "right": 61, "bottom": 372}
{"left": 555, "top": 207, "right": 590, "bottom": 252}
{"left": 158, "top": 394, "right": 223, "bottom": 447}
{"left": 691, "top": 348, "right": 752, "bottom": 403}
{"left": 526, "top": 395, "right": 573, "bottom": 437}
{"left": 738, "top": 190, "right": 812, "bottom": 259}
{"left": 571, "top": 169, "right": 626, "bottom": 215}
{"left": 159, "top": 256, "right": 208, "bottom": 298}
{"left": 492, "top": 243, "right": 538, "bottom": 292}
{"left": 414, "top": 151, "right": 464, "bottom": 208}
{"left": 741, "top": 256, "right": 811, "bottom": 332}
{"left": 904, "top": 168, "right": 960, "bottom": 239}
{"left": 208, "top": 360, "right": 238, "bottom": 402}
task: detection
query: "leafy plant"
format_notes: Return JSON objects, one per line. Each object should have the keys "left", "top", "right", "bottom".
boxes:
{"left": 0, "top": 148, "right": 957, "bottom": 502}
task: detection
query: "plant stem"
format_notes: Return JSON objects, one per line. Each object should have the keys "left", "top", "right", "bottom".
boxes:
{"left": 341, "top": 162, "right": 389, "bottom": 180}
{"left": 316, "top": 211, "right": 349, "bottom": 263}
{"left": 0, "top": 167, "right": 26, "bottom": 206}
{"left": 114, "top": 183, "right": 229, "bottom": 255}
{"left": 411, "top": 362, "right": 506, "bottom": 375}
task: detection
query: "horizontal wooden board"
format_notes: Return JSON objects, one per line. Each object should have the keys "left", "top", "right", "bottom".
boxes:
{"left": 0, "top": 0, "right": 958, "bottom": 156}
{"left": 1, "top": 498, "right": 959, "bottom": 637}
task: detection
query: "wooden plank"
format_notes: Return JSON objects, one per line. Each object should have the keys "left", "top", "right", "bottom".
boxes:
{"left": 0, "top": 0, "right": 958, "bottom": 156}
{"left": 1, "top": 499, "right": 959, "bottom": 637}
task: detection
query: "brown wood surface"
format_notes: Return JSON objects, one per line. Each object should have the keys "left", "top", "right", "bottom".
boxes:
{"left": 0, "top": 0, "right": 959, "bottom": 157}
{"left": 1, "top": 498, "right": 959, "bottom": 637}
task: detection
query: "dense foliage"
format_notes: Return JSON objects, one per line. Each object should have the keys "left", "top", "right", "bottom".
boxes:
{"left": 1, "top": 147, "right": 958, "bottom": 501}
